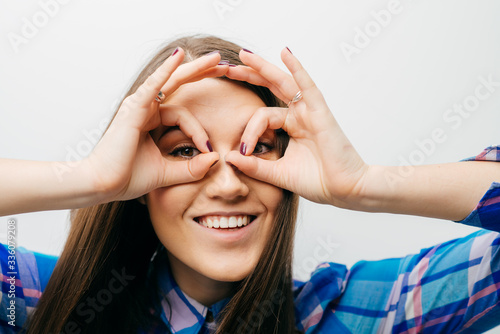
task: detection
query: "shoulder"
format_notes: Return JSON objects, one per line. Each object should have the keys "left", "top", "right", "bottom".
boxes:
{"left": 293, "top": 229, "right": 500, "bottom": 333}
{"left": 293, "top": 262, "right": 348, "bottom": 331}
{"left": 0, "top": 244, "right": 59, "bottom": 330}
{"left": 0, "top": 243, "right": 58, "bottom": 292}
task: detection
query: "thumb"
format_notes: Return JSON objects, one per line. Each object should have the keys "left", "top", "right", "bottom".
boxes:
{"left": 165, "top": 152, "right": 220, "bottom": 186}
{"left": 225, "top": 151, "right": 283, "bottom": 187}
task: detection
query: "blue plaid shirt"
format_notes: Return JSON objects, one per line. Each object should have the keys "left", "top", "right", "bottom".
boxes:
{"left": 1, "top": 146, "right": 500, "bottom": 333}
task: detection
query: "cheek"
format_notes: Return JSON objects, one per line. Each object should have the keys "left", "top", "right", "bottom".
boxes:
{"left": 247, "top": 181, "right": 283, "bottom": 252}
{"left": 146, "top": 185, "right": 195, "bottom": 241}
{"left": 258, "top": 184, "right": 283, "bottom": 217}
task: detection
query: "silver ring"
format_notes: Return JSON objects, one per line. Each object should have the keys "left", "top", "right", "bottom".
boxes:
{"left": 155, "top": 91, "right": 165, "bottom": 103}
{"left": 287, "top": 91, "right": 302, "bottom": 107}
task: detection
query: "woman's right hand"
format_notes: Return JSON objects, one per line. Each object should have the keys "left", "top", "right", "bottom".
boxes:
{"left": 81, "top": 48, "right": 223, "bottom": 203}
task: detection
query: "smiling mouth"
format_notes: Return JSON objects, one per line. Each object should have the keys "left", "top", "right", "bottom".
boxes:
{"left": 194, "top": 215, "right": 257, "bottom": 229}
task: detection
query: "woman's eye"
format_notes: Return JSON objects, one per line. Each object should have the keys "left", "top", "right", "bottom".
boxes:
{"left": 169, "top": 145, "right": 201, "bottom": 159}
{"left": 252, "top": 142, "right": 273, "bottom": 155}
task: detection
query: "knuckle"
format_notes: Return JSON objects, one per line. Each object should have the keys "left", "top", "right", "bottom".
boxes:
{"left": 122, "top": 95, "right": 138, "bottom": 107}
{"left": 253, "top": 110, "right": 271, "bottom": 129}
{"left": 253, "top": 107, "right": 268, "bottom": 121}
{"left": 173, "top": 111, "right": 186, "bottom": 126}
{"left": 122, "top": 95, "right": 133, "bottom": 105}
{"left": 187, "top": 160, "right": 197, "bottom": 179}
{"left": 134, "top": 85, "right": 149, "bottom": 100}
{"left": 143, "top": 75, "right": 159, "bottom": 90}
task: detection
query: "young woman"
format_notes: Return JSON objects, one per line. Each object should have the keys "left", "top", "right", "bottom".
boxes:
{"left": 1, "top": 35, "right": 500, "bottom": 334}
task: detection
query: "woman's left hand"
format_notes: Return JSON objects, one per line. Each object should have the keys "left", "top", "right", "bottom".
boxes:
{"left": 225, "top": 48, "right": 367, "bottom": 207}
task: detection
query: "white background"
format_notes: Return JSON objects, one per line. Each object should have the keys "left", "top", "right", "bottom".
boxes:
{"left": 1, "top": 0, "right": 499, "bottom": 332}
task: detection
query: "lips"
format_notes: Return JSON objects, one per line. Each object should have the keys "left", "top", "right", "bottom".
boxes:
{"left": 195, "top": 215, "right": 256, "bottom": 229}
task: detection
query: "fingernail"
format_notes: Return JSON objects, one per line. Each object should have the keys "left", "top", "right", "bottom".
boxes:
{"left": 218, "top": 60, "right": 230, "bottom": 66}
{"left": 286, "top": 46, "right": 293, "bottom": 54}
{"left": 240, "top": 142, "right": 247, "bottom": 155}
{"left": 206, "top": 50, "right": 220, "bottom": 56}
{"left": 242, "top": 48, "right": 253, "bottom": 54}
{"left": 206, "top": 140, "right": 213, "bottom": 152}
{"left": 228, "top": 64, "right": 237, "bottom": 67}
{"left": 171, "top": 47, "right": 179, "bottom": 56}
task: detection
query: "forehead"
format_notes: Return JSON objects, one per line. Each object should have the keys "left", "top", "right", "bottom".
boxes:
{"left": 166, "top": 78, "right": 265, "bottom": 112}
{"left": 163, "top": 78, "right": 270, "bottom": 138}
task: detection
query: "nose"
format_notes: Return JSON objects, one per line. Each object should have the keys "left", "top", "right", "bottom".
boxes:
{"left": 204, "top": 159, "right": 250, "bottom": 201}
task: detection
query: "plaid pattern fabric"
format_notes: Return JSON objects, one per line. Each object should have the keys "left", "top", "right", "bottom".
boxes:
{"left": 294, "top": 228, "right": 500, "bottom": 333}
{"left": 0, "top": 246, "right": 42, "bottom": 333}
{"left": 294, "top": 145, "right": 500, "bottom": 333}
{"left": 462, "top": 145, "right": 500, "bottom": 162}
{"left": 146, "top": 253, "right": 230, "bottom": 334}
{"left": 1, "top": 145, "right": 499, "bottom": 333}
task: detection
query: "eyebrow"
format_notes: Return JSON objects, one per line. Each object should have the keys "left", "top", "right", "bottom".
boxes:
{"left": 157, "top": 126, "right": 182, "bottom": 141}
{"left": 157, "top": 124, "right": 277, "bottom": 144}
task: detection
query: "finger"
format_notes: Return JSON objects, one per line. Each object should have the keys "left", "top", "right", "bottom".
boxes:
{"left": 165, "top": 152, "right": 220, "bottom": 186}
{"left": 239, "top": 49, "right": 300, "bottom": 103}
{"left": 225, "top": 151, "right": 285, "bottom": 188}
{"left": 280, "top": 48, "right": 327, "bottom": 111}
{"left": 113, "top": 48, "right": 185, "bottom": 129}
{"left": 132, "top": 47, "right": 185, "bottom": 107}
{"left": 159, "top": 105, "right": 212, "bottom": 153}
{"left": 239, "top": 107, "right": 288, "bottom": 156}
{"left": 159, "top": 52, "right": 223, "bottom": 97}
{"left": 180, "top": 64, "right": 229, "bottom": 86}
{"left": 225, "top": 65, "right": 288, "bottom": 102}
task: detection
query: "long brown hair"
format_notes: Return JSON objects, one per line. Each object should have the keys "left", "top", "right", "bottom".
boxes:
{"left": 26, "top": 35, "right": 300, "bottom": 334}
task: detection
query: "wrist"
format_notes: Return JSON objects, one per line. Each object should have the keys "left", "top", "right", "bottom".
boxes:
{"left": 339, "top": 165, "right": 393, "bottom": 213}
{"left": 77, "top": 158, "right": 120, "bottom": 206}
{"left": 325, "top": 163, "right": 375, "bottom": 211}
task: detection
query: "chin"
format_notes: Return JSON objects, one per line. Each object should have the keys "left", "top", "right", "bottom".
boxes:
{"left": 202, "top": 260, "right": 257, "bottom": 283}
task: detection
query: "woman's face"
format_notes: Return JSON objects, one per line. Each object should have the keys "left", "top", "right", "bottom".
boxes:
{"left": 146, "top": 78, "right": 282, "bottom": 299}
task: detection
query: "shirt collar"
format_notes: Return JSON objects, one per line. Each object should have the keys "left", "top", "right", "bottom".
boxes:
{"left": 155, "top": 256, "right": 231, "bottom": 333}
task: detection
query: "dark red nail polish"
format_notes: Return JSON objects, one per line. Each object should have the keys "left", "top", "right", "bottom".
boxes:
{"left": 171, "top": 47, "right": 179, "bottom": 56}
{"left": 206, "top": 50, "right": 220, "bottom": 56}
{"left": 210, "top": 160, "right": 218, "bottom": 168}
{"left": 240, "top": 142, "right": 247, "bottom": 155}
{"left": 206, "top": 141, "right": 213, "bottom": 152}
{"left": 228, "top": 64, "right": 237, "bottom": 67}
{"left": 242, "top": 48, "right": 253, "bottom": 54}
{"left": 286, "top": 46, "right": 293, "bottom": 54}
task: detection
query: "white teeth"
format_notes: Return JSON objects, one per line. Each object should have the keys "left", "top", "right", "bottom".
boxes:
{"left": 197, "top": 215, "right": 252, "bottom": 229}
